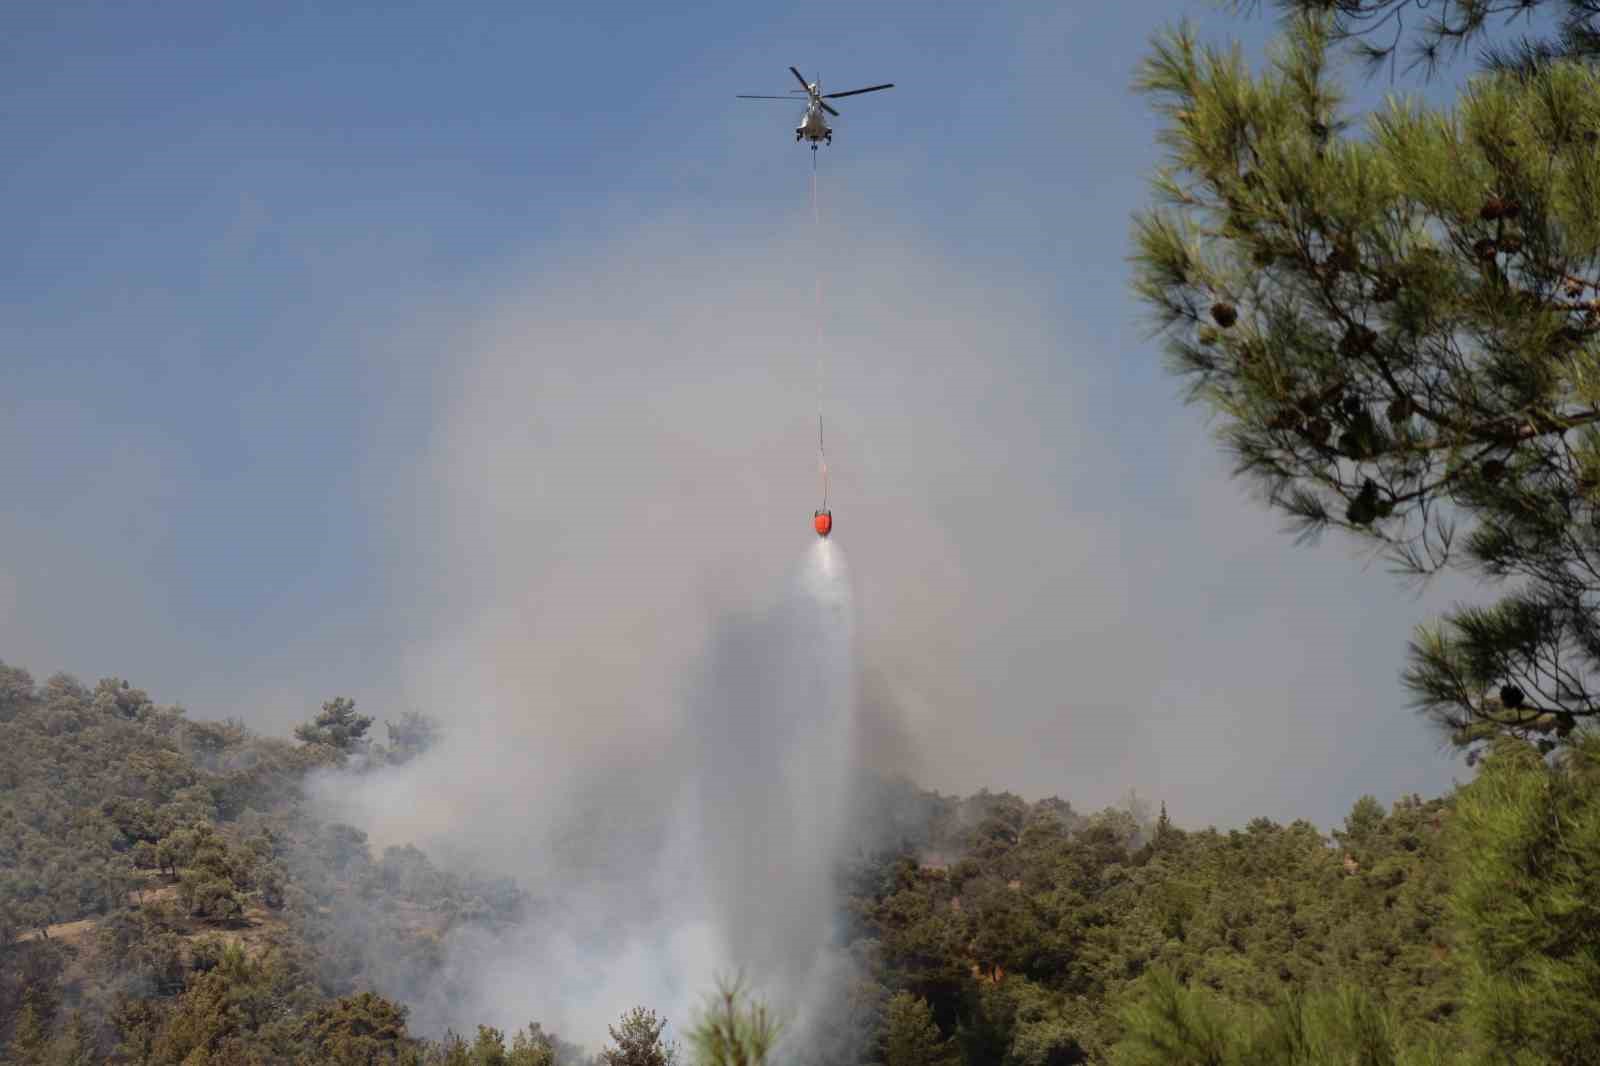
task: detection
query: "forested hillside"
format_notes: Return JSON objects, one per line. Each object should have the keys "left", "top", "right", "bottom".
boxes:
{"left": 6, "top": 657, "right": 1596, "bottom": 1065}
{"left": 0, "top": 664, "right": 567, "bottom": 1065}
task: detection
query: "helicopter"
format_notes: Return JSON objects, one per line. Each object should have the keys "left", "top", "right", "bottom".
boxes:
{"left": 737, "top": 66, "right": 894, "bottom": 147}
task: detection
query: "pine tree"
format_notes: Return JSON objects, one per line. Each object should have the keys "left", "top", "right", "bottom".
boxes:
{"left": 1132, "top": 11, "right": 1600, "bottom": 759}
{"left": 1110, "top": 968, "right": 1240, "bottom": 1066}
{"left": 684, "top": 977, "right": 782, "bottom": 1066}
{"left": 1240, "top": 0, "right": 1600, "bottom": 78}
{"left": 294, "top": 696, "right": 374, "bottom": 754}
{"left": 1153, "top": 801, "right": 1178, "bottom": 851}
{"left": 507, "top": 1025, "right": 557, "bottom": 1066}
{"left": 1446, "top": 732, "right": 1600, "bottom": 1062}
{"left": 50, "top": 1011, "right": 102, "bottom": 1066}
{"left": 469, "top": 1026, "right": 508, "bottom": 1066}
{"left": 8, "top": 993, "right": 51, "bottom": 1066}
{"left": 882, "top": 992, "right": 959, "bottom": 1066}
{"left": 599, "top": 1007, "right": 677, "bottom": 1066}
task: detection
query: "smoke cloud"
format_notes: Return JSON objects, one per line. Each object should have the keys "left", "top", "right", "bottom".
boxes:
{"left": 311, "top": 537, "right": 867, "bottom": 1050}
{"left": 307, "top": 211, "right": 1085, "bottom": 1047}
{"left": 304, "top": 198, "right": 1466, "bottom": 1044}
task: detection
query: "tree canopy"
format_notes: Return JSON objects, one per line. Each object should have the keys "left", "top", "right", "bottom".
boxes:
{"left": 1235, "top": 0, "right": 1600, "bottom": 78}
{"left": 1132, "top": 10, "right": 1600, "bottom": 756}
{"left": 293, "top": 696, "right": 375, "bottom": 754}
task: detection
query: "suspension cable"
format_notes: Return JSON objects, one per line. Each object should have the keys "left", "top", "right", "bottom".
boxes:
{"left": 812, "top": 146, "right": 828, "bottom": 511}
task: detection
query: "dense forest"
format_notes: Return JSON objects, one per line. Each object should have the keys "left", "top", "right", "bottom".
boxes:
{"left": 3, "top": 659, "right": 1598, "bottom": 1065}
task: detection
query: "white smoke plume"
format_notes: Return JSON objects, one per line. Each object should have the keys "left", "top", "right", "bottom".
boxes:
{"left": 303, "top": 211, "right": 1092, "bottom": 1049}
{"left": 310, "top": 516, "right": 873, "bottom": 1051}
{"left": 300, "top": 186, "right": 1467, "bottom": 1048}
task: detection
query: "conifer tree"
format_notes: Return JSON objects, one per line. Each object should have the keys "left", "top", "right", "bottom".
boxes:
{"left": 599, "top": 1007, "right": 678, "bottom": 1066}
{"left": 1242, "top": 0, "right": 1600, "bottom": 78}
{"left": 8, "top": 992, "right": 51, "bottom": 1066}
{"left": 882, "top": 992, "right": 959, "bottom": 1066}
{"left": 1447, "top": 732, "right": 1600, "bottom": 1062}
{"left": 684, "top": 978, "right": 782, "bottom": 1066}
{"left": 1132, "top": 11, "right": 1600, "bottom": 757}
{"left": 294, "top": 696, "right": 374, "bottom": 754}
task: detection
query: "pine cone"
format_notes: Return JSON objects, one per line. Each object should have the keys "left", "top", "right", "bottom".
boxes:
{"left": 1346, "top": 480, "right": 1380, "bottom": 525}
{"left": 1480, "top": 196, "right": 1506, "bottom": 222}
{"left": 1339, "top": 325, "right": 1377, "bottom": 358}
{"left": 1499, "top": 684, "right": 1525, "bottom": 709}
{"left": 1483, "top": 459, "right": 1507, "bottom": 482}
{"left": 1386, "top": 396, "right": 1414, "bottom": 424}
{"left": 1306, "top": 417, "right": 1332, "bottom": 445}
{"left": 1340, "top": 413, "right": 1380, "bottom": 459}
{"left": 1474, "top": 238, "right": 1499, "bottom": 261}
{"left": 1211, "top": 302, "right": 1238, "bottom": 328}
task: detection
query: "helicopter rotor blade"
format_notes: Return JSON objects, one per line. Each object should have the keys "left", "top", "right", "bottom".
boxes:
{"left": 789, "top": 66, "right": 813, "bottom": 92}
{"left": 822, "top": 83, "right": 894, "bottom": 99}
{"left": 820, "top": 101, "right": 840, "bottom": 117}
{"left": 736, "top": 95, "right": 799, "bottom": 99}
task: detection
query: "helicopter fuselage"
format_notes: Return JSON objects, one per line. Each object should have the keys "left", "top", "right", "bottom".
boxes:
{"left": 796, "top": 102, "right": 831, "bottom": 144}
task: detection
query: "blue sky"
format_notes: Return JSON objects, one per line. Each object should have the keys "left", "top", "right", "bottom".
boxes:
{"left": 2, "top": 1, "right": 1500, "bottom": 830}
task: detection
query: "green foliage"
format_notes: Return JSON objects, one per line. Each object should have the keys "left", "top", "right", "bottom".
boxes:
{"left": 1447, "top": 733, "right": 1600, "bottom": 1064}
{"left": 432, "top": 1023, "right": 578, "bottom": 1066}
{"left": 1132, "top": 13, "right": 1600, "bottom": 755}
{"left": 0, "top": 661, "right": 543, "bottom": 1064}
{"left": 1110, "top": 968, "right": 1236, "bottom": 1066}
{"left": 294, "top": 696, "right": 374, "bottom": 754}
{"left": 95, "top": 905, "right": 187, "bottom": 995}
{"left": 1110, "top": 967, "right": 1451, "bottom": 1065}
{"left": 300, "top": 991, "right": 423, "bottom": 1064}
{"left": 173, "top": 824, "right": 252, "bottom": 921}
{"left": 882, "top": 992, "right": 959, "bottom": 1066}
{"left": 0, "top": 663, "right": 325, "bottom": 946}
{"left": 599, "top": 1007, "right": 677, "bottom": 1066}
{"left": 7, "top": 990, "right": 53, "bottom": 1066}
{"left": 13, "top": 652, "right": 1600, "bottom": 1066}
{"left": 856, "top": 787, "right": 1465, "bottom": 1060}
{"left": 684, "top": 978, "right": 782, "bottom": 1066}
{"left": 507, "top": 1024, "right": 563, "bottom": 1066}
